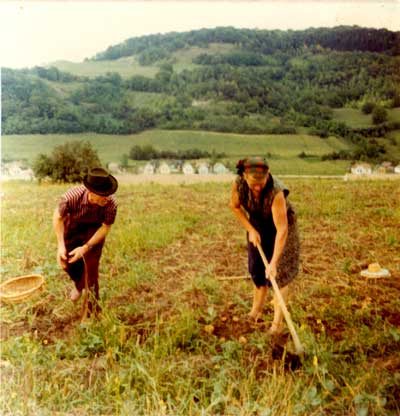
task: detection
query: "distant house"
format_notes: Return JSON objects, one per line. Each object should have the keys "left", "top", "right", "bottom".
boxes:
{"left": 108, "top": 162, "right": 121, "bottom": 174}
{"left": 213, "top": 162, "right": 228, "bottom": 174}
{"left": 395, "top": 164, "right": 400, "bottom": 174}
{"left": 158, "top": 162, "right": 171, "bottom": 175}
{"left": 350, "top": 163, "right": 372, "bottom": 175}
{"left": 143, "top": 162, "right": 155, "bottom": 175}
{"left": 6, "top": 161, "right": 24, "bottom": 177}
{"left": 375, "top": 166, "right": 387, "bottom": 175}
{"left": 1, "top": 161, "right": 34, "bottom": 181}
{"left": 376, "top": 161, "right": 394, "bottom": 174}
{"left": 197, "top": 162, "right": 209, "bottom": 175}
{"left": 169, "top": 160, "right": 182, "bottom": 173}
{"left": 182, "top": 162, "right": 195, "bottom": 175}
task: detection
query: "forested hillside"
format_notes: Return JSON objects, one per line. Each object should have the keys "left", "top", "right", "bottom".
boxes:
{"left": 93, "top": 26, "right": 400, "bottom": 61}
{"left": 2, "top": 26, "right": 400, "bottom": 162}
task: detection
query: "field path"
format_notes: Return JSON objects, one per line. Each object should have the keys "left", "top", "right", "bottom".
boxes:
{"left": 114, "top": 173, "right": 400, "bottom": 186}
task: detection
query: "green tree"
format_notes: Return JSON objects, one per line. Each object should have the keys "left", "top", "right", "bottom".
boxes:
{"left": 390, "top": 93, "right": 400, "bottom": 108}
{"left": 361, "top": 101, "right": 375, "bottom": 114}
{"left": 33, "top": 141, "right": 101, "bottom": 183}
{"left": 372, "top": 106, "right": 388, "bottom": 124}
{"left": 33, "top": 154, "right": 53, "bottom": 182}
{"left": 129, "top": 144, "right": 158, "bottom": 160}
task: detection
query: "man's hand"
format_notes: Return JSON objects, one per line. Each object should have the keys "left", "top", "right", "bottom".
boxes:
{"left": 57, "top": 246, "right": 68, "bottom": 269}
{"left": 248, "top": 229, "right": 261, "bottom": 246}
{"left": 67, "top": 245, "right": 88, "bottom": 263}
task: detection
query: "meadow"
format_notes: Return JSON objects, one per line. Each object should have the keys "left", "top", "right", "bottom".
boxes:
{"left": 2, "top": 131, "right": 351, "bottom": 176}
{"left": 51, "top": 57, "right": 160, "bottom": 79}
{"left": 1, "top": 178, "right": 399, "bottom": 415}
{"left": 331, "top": 108, "right": 400, "bottom": 129}
{"left": 51, "top": 44, "right": 235, "bottom": 79}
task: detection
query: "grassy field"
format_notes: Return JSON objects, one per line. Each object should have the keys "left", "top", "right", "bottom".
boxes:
{"left": 52, "top": 58, "right": 160, "bottom": 79}
{"left": 125, "top": 92, "right": 177, "bottom": 110}
{"left": 50, "top": 43, "right": 235, "bottom": 79}
{"left": 2, "top": 131, "right": 351, "bottom": 175}
{"left": 169, "top": 43, "right": 236, "bottom": 72}
{"left": 1, "top": 179, "right": 399, "bottom": 415}
{"left": 332, "top": 108, "right": 400, "bottom": 129}
{"left": 388, "top": 108, "right": 400, "bottom": 123}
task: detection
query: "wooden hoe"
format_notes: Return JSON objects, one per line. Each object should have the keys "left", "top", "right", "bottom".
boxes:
{"left": 257, "top": 243, "right": 305, "bottom": 356}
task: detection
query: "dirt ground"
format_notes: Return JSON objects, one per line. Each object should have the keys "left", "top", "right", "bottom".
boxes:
{"left": 1, "top": 178, "right": 399, "bottom": 375}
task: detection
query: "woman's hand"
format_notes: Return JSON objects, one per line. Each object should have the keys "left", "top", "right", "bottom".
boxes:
{"left": 248, "top": 229, "right": 261, "bottom": 246}
{"left": 67, "top": 245, "right": 88, "bottom": 263}
{"left": 265, "top": 262, "right": 278, "bottom": 279}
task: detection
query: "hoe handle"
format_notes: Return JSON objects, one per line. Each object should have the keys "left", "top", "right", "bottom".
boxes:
{"left": 257, "top": 244, "right": 304, "bottom": 355}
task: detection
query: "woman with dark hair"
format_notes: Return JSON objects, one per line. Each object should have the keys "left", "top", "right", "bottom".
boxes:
{"left": 230, "top": 157, "right": 300, "bottom": 334}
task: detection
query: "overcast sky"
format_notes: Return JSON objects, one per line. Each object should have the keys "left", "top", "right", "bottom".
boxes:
{"left": 1, "top": 0, "right": 399, "bottom": 69}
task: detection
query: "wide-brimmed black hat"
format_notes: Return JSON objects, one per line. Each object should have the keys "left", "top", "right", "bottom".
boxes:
{"left": 83, "top": 167, "right": 118, "bottom": 196}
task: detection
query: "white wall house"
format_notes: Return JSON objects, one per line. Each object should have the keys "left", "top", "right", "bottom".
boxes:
{"left": 376, "top": 162, "right": 394, "bottom": 174}
{"left": 108, "top": 162, "right": 121, "bottom": 174}
{"left": 158, "top": 162, "right": 171, "bottom": 175}
{"left": 169, "top": 161, "right": 181, "bottom": 173}
{"left": 182, "top": 162, "right": 195, "bottom": 175}
{"left": 143, "top": 162, "right": 155, "bottom": 175}
{"left": 197, "top": 163, "right": 209, "bottom": 175}
{"left": 395, "top": 165, "right": 400, "bottom": 174}
{"left": 213, "top": 162, "right": 228, "bottom": 174}
{"left": 1, "top": 162, "right": 34, "bottom": 181}
{"left": 350, "top": 163, "right": 372, "bottom": 175}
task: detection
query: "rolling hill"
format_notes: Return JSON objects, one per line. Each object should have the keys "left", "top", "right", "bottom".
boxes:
{"left": 2, "top": 26, "right": 400, "bottom": 168}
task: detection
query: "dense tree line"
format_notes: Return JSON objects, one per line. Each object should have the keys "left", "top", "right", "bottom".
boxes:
{"left": 129, "top": 145, "right": 225, "bottom": 160}
{"left": 93, "top": 26, "right": 400, "bottom": 63}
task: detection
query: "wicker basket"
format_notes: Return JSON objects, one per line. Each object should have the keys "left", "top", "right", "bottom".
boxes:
{"left": 0, "top": 274, "right": 45, "bottom": 304}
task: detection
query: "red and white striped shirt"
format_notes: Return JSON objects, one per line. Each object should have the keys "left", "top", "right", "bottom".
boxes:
{"left": 58, "top": 186, "right": 117, "bottom": 226}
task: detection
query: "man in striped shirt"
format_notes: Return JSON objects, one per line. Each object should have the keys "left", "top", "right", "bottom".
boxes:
{"left": 53, "top": 167, "right": 118, "bottom": 312}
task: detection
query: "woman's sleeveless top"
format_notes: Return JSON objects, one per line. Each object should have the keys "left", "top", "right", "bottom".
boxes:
{"left": 236, "top": 174, "right": 295, "bottom": 228}
{"left": 235, "top": 174, "right": 300, "bottom": 287}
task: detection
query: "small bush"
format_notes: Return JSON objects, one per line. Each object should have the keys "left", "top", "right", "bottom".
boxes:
{"left": 128, "top": 145, "right": 225, "bottom": 161}
{"left": 372, "top": 106, "right": 388, "bottom": 124}
{"left": 361, "top": 101, "right": 376, "bottom": 114}
{"left": 33, "top": 140, "right": 101, "bottom": 183}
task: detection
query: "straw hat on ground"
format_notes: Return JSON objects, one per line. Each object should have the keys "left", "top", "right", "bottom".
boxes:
{"left": 360, "top": 263, "right": 391, "bottom": 278}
